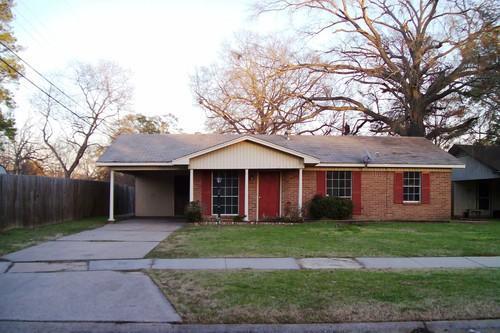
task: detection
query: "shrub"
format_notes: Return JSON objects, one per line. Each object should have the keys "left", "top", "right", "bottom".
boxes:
{"left": 232, "top": 215, "right": 245, "bottom": 223}
{"left": 184, "top": 201, "right": 203, "bottom": 222}
{"left": 309, "top": 195, "right": 353, "bottom": 219}
{"left": 283, "top": 207, "right": 304, "bottom": 223}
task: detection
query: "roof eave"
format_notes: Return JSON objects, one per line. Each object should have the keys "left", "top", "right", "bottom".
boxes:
{"left": 95, "top": 162, "right": 174, "bottom": 167}
{"left": 317, "top": 163, "right": 465, "bottom": 169}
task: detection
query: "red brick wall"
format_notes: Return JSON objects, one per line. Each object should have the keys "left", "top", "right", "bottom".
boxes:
{"left": 358, "top": 170, "right": 451, "bottom": 220}
{"left": 192, "top": 169, "right": 451, "bottom": 221}
{"left": 193, "top": 170, "right": 202, "bottom": 202}
{"left": 302, "top": 170, "right": 317, "bottom": 216}
{"left": 281, "top": 170, "right": 299, "bottom": 215}
{"left": 301, "top": 169, "right": 451, "bottom": 221}
{"left": 248, "top": 170, "right": 258, "bottom": 221}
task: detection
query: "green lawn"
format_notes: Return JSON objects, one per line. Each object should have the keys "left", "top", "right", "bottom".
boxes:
{"left": 147, "top": 221, "right": 500, "bottom": 258}
{"left": 149, "top": 269, "right": 500, "bottom": 323}
{"left": 0, "top": 217, "right": 106, "bottom": 256}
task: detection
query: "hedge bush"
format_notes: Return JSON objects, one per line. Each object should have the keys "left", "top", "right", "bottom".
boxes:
{"left": 309, "top": 194, "right": 353, "bottom": 219}
{"left": 184, "top": 201, "right": 203, "bottom": 222}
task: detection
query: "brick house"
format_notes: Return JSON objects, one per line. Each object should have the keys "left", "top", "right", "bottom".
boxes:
{"left": 97, "top": 134, "right": 464, "bottom": 221}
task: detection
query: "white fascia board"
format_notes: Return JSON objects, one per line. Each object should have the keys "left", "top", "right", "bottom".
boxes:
{"left": 317, "top": 163, "right": 466, "bottom": 169}
{"left": 172, "top": 135, "right": 321, "bottom": 165}
{"left": 95, "top": 162, "right": 174, "bottom": 167}
{"left": 368, "top": 163, "right": 466, "bottom": 169}
{"left": 316, "top": 163, "right": 365, "bottom": 167}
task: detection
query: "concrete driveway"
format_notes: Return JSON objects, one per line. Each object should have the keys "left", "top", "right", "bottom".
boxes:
{"left": 3, "top": 219, "right": 183, "bottom": 262}
{"left": 0, "top": 219, "right": 184, "bottom": 324}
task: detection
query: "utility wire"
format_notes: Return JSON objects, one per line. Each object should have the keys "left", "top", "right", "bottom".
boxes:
{"left": 0, "top": 55, "right": 79, "bottom": 117}
{"left": 0, "top": 40, "right": 82, "bottom": 108}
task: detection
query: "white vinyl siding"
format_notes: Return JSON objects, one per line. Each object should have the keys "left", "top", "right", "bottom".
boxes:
{"left": 190, "top": 141, "right": 303, "bottom": 169}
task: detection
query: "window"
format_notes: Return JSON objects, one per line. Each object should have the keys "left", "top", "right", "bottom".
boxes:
{"left": 477, "top": 182, "right": 490, "bottom": 210}
{"left": 212, "top": 170, "right": 239, "bottom": 215}
{"left": 326, "top": 171, "right": 352, "bottom": 198}
{"left": 403, "top": 171, "right": 421, "bottom": 202}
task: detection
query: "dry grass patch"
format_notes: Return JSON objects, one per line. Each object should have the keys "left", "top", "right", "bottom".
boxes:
{"left": 148, "top": 269, "right": 500, "bottom": 324}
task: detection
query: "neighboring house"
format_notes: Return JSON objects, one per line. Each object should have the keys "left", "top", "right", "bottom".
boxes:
{"left": 449, "top": 144, "right": 500, "bottom": 218}
{"left": 97, "top": 134, "right": 464, "bottom": 222}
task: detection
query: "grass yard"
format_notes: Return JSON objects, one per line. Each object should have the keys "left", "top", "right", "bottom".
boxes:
{"left": 0, "top": 217, "right": 106, "bottom": 256}
{"left": 147, "top": 221, "right": 500, "bottom": 258}
{"left": 148, "top": 269, "right": 500, "bottom": 323}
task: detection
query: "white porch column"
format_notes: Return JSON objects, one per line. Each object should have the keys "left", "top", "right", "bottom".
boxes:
{"left": 189, "top": 169, "right": 194, "bottom": 202}
{"left": 244, "top": 169, "right": 249, "bottom": 221}
{"left": 108, "top": 169, "right": 115, "bottom": 222}
{"left": 298, "top": 168, "right": 303, "bottom": 215}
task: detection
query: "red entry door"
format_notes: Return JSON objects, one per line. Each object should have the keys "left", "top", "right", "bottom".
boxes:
{"left": 259, "top": 171, "right": 280, "bottom": 219}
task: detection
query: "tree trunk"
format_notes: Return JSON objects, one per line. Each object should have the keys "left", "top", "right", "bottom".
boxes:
{"left": 407, "top": 106, "right": 427, "bottom": 137}
{"left": 407, "top": 121, "right": 426, "bottom": 137}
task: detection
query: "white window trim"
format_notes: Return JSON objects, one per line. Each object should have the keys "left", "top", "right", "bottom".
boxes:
{"left": 326, "top": 170, "right": 353, "bottom": 199}
{"left": 403, "top": 171, "right": 422, "bottom": 203}
{"left": 211, "top": 170, "right": 240, "bottom": 216}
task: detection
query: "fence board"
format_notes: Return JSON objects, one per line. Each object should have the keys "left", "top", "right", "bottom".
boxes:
{"left": 0, "top": 174, "right": 134, "bottom": 230}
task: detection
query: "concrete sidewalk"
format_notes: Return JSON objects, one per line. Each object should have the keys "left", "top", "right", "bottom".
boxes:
{"left": 2, "top": 319, "right": 500, "bottom": 333}
{"left": 0, "top": 270, "right": 181, "bottom": 323}
{"left": 2, "top": 256, "right": 499, "bottom": 273}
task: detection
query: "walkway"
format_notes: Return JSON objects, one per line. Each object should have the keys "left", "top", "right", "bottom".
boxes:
{"left": 2, "top": 256, "right": 499, "bottom": 273}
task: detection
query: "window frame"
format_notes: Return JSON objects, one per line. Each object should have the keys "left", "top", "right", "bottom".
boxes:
{"left": 403, "top": 171, "right": 421, "bottom": 203}
{"left": 211, "top": 170, "right": 239, "bottom": 216}
{"left": 326, "top": 171, "right": 352, "bottom": 199}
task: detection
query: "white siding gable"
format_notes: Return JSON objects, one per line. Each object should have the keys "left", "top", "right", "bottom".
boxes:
{"left": 189, "top": 141, "right": 304, "bottom": 169}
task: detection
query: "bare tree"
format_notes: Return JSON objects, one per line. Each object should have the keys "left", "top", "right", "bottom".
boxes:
{"left": 34, "top": 61, "right": 133, "bottom": 178}
{"left": 258, "top": 0, "right": 499, "bottom": 141}
{"left": 0, "top": 120, "right": 45, "bottom": 174}
{"left": 193, "top": 34, "right": 342, "bottom": 135}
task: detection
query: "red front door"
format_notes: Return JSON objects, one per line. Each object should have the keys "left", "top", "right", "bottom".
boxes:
{"left": 259, "top": 171, "right": 280, "bottom": 219}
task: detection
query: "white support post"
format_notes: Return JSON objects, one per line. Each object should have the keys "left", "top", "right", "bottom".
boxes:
{"left": 298, "top": 168, "right": 303, "bottom": 215}
{"left": 108, "top": 169, "right": 115, "bottom": 222}
{"left": 189, "top": 169, "right": 194, "bottom": 202}
{"left": 244, "top": 169, "right": 249, "bottom": 221}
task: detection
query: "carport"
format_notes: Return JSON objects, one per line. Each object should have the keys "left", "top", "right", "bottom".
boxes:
{"left": 107, "top": 167, "right": 190, "bottom": 221}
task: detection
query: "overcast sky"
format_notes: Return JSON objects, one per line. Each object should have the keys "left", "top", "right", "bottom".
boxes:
{"left": 11, "top": 0, "right": 289, "bottom": 133}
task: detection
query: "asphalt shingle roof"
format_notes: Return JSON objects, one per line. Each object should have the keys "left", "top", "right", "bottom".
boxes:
{"left": 98, "top": 133, "right": 462, "bottom": 166}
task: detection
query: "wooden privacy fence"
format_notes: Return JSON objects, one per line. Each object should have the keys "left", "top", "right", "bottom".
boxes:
{"left": 0, "top": 174, "right": 134, "bottom": 230}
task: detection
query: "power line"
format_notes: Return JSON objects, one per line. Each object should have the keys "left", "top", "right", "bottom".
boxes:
{"left": 0, "top": 40, "right": 82, "bottom": 107}
{"left": 0, "top": 55, "right": 79, "bottom": 117}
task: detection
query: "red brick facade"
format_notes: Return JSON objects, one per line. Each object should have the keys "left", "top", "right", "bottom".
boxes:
{"left": 193, "top": 169, "right": 452, "bottom": 221}
{"left": 356, "top": 170, "right": 451, "bottom": 220}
